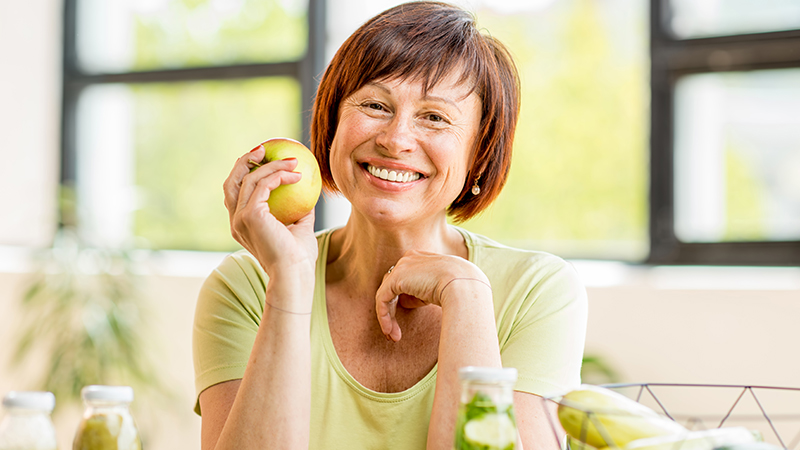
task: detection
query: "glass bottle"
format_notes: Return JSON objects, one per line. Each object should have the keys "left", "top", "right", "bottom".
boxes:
{"left": 454, "top": 367, "right": 519, "bottom": 450}
{"left": 73, "top": 386, "right": 141, "bottom": 450}
{"left": 0, "top": 391, "right": 58, "bottom": 450}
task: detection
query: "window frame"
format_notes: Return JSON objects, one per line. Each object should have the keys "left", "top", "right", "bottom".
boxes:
{"left": 59, "top": 0, "right": 328, "bottom": 235}
{"left": 649, "top": 0, "right": 800, "bottom": 265}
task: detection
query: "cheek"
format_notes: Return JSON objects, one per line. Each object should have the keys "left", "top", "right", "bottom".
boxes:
{"left": 332, "top": 115, "right": 369, "bottom": 154}
{"left": 328, "top": 135, "right": 348, "bottom": 188}
{"left": 328, "top": 119, "right": 369, "bottom": 186}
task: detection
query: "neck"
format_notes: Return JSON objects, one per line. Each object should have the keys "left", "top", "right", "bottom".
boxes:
{"left": 325, "top": 211, "right": 467, "bottom": 299}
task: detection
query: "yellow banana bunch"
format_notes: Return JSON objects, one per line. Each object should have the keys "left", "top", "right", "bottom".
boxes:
{"left": 558, "top": 385, "right": 687, "bottom": 448}
{"left": 622, "top": 427, "right": 760, "bottom": 450}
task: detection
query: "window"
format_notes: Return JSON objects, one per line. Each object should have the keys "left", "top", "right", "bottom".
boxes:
{"left": 650, "top": 0, "right": 800, "bottom": 265}
{"left": 62, "top": 0, "right": 325, "bottom": 252}
{"left": 60, "top": 0, "right": 797, "bottom": 265}
{"left": 64, "top": 0, "right": 652, "bottom": 261}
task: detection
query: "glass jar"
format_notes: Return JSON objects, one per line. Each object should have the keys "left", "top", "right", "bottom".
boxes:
{"left": 72, "top": 386, "right": 141, "bottom": 450}
{"left": 454, "top": 366, "right": 519, "bottom": 450}
{"left": 0, "top": 391, "right": 58, "bottom": 450}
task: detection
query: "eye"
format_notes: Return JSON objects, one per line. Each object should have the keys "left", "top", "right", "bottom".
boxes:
{"left": 428, "top": 114, "right": 444, "bottom": 122}
{"left": 366, "top": 102, "right": 385, "bottom": 111}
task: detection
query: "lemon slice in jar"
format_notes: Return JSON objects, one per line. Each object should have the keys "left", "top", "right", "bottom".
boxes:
{"left": 464, "top": 413, "right": 517, "bottom": 449}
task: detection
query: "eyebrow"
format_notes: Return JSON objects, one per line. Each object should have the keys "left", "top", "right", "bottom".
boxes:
{"left": 366, "top": 81, "right": 464, "bottom": 114}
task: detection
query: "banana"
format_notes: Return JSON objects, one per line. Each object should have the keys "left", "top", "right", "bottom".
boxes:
{"left": 567, "top": 435, "right": 599, "bottom": 450}
{"left": 557, "top": 385, "right": 687, "bottom": 448}
{"left": 716, "top": 442, "right": 783, "bottom": 450}
{"left": 622, "top": 427, "right": 760, "bottom": 450}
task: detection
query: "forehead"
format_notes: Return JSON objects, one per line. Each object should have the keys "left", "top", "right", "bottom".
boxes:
{"left": 368, "top": 69, "right": 480, "bottom": 104}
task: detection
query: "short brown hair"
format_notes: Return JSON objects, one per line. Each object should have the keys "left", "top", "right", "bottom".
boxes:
{"left": 311, "top": 1, "right": 520, "bottom": 222}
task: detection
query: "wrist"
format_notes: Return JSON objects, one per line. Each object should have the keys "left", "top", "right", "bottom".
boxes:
{"left": 262, "top": 258, "right": 316, "bottom": 283}
{"left": 437, "top": 277, "right": 492, "bottom": 309}
{"left": 264, "top": 269, "right": 315, "bottom": 313}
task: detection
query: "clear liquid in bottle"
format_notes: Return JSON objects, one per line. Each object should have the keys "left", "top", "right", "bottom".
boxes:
{"left": 0, "top": 391, "right": 58, "bottom": 450}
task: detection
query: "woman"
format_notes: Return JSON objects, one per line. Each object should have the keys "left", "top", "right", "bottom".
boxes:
{"left": 193, "top": 2, "right": 587, "bottom": 449}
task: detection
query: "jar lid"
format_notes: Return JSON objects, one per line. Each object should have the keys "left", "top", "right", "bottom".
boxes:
{"left": 458, "top": 366, "right": 518, "bottom": 383}
{"left": 2, "top": 391, "right": 56, "bottom": 411}
{"left": 81, "top": 385, "right": 134, "bottom": 403}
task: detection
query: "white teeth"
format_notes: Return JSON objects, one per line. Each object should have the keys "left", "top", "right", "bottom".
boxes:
{"left": 367, "top": 164, "right": 421, "bottom": 183}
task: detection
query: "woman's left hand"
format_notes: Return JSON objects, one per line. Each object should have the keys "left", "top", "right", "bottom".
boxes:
{"left": 375, "top": 250, "right": 492, "bottom": 341}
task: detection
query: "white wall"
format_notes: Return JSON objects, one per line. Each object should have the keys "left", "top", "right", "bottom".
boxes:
{"left": 0, "top": 0, "right": 60, "bottom": 248}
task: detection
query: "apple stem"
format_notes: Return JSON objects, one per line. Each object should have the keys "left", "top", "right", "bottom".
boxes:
{"left": 249, "top": 159, "right": 264, "bottom": 168}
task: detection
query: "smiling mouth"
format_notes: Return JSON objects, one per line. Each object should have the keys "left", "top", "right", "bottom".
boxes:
{"left": 365, "top": 164, "right": 422, "bottom": 183}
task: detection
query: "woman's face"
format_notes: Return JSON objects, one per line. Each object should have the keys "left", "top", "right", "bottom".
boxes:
{"left": 329, "top": 71, "right": 482, "bottom": 227}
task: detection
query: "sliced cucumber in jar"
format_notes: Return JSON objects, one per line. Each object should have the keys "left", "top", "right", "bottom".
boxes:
{"left": 464, "top": 412, "right": 517, "bottom": 449}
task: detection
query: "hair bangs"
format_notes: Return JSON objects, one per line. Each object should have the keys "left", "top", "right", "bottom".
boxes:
{"left": 347, "top": 7, "right": 483, "bottom": 97}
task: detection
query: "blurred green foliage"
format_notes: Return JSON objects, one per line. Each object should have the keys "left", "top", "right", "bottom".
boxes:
{"left": 724, "top": 145, "right": 766, "bottom": 241}
{"left": 13, "top": 228, "right": 168, "bottom": 411}
{"left": 580, "top": 354, "right": 621, "bottom": 386}
{"left": 126, "top": 0, "right": 307, "bottom": 251}
{"left": 459, "top": 0, "right": 649, "bottom": 261}
{"left": 132, "top": 0, "right": 307, "bottom": 70}
{"left": 131, "top": 77, "right": 301, "bottom": 251}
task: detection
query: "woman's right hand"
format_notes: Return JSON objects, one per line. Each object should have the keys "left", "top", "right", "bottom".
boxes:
{"left": 222, "top": 144, "right": 318, "bottom": 281}
{"left": 202, "top": 145, "right": 316, "bottom": 450}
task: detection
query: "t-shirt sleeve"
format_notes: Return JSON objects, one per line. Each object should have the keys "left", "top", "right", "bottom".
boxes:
{"left": 192, "top": 251, "right": 267, "bottom": 415}
{"left": 495, "top": 255, "right": 588, "bottom": 397}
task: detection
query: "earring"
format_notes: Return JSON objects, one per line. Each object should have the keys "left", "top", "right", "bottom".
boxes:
{"left": 471, "top": 178, "right": 481, "bottom": 196}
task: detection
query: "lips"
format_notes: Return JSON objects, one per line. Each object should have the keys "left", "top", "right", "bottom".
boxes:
{"left": 365, "top": 164, "right": 422, "bottom": 183}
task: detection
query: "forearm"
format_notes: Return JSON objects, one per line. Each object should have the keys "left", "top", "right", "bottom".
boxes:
{"left": 214, "top": 277, "right": 313, "bottom": 450}
{"left": 427, "top": 279, "right": 501, "bottom": 450}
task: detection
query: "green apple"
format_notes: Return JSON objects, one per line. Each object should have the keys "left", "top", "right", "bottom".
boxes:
{"left": 250, "top": 138, "right": 322, "bottom": 225}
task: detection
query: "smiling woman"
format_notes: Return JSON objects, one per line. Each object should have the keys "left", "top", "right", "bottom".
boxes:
{"left": 192, "top": 2, "right": 587, "bottom": 450}
{"left": 313, "top": 4, "right": 520, "bottom": 222}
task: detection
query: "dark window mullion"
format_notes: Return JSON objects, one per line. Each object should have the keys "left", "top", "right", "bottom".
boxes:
{"left": 67, "top": 62, "right": 303, "bottom": 86}
{"left": 60, "top": 0, "right": 80, "bottom": 215}
{"left": 302, "top": 0, "right": 327, "bottom": 231}
{"left": 648, "top": 0, "right": 678, "bottom": 264}
{"left": 660, "top": 37, "right": 800, "bottom": 74}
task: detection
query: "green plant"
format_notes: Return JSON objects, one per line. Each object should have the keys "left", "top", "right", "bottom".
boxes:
{"left": 11, "top": 228, "right": 165, "bottom": 411}
{"left": 581, "top": 354, "right": 620, "bottom": 386}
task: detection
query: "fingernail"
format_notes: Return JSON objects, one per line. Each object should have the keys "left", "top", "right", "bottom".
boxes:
{"left": 283, "top": 157, "right": 297, "bottom": 162}
{"left": 250, "top": 144, "right": 262, "bottom": 153}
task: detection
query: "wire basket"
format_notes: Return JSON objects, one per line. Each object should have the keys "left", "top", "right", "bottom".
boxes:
{"left": 539, "top": 383, "right": 800, "bottom": 450}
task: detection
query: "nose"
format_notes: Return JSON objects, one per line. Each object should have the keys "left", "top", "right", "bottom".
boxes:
{"left": 375, "top": 114, "right": 417, "bottom": 156}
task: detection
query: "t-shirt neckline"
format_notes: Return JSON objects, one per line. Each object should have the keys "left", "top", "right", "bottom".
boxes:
{"left": 313, "top": 228, "right": 452, "bottom": 402}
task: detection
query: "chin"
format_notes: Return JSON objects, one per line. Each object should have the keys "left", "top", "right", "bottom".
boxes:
{"left": 356, "top": 199, "right": 445, "bottom": 228}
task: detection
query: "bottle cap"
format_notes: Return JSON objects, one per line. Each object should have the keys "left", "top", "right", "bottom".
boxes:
{"left": 2, "top": 391, "right": 56, "bottom": 412}
{"left": 458, "top": 366, "right": 518, "bottom": 383}
{"left": 81, "top": 385, "right": 134, "bottom": 403}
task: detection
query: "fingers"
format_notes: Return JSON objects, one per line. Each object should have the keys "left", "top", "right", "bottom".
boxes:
{"left": 223, "top": 145, "right": 265, "bottom": 215}
{"left": 236, "top": 160, "right": 301, "bottom": 213}
{"left": 376, "top": 294, "right": 401, "bottom": 342}
{"left": 374, "top": 252, "right": 490, "bottom": 342}
{"left": 376, "top": 268, "right": 404, "bottom": 342}
{"left": 223, "top": 146, "right": 305, "bottom": 249}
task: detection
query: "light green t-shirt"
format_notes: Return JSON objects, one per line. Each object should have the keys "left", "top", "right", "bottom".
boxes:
{"left": 193, "top": 227, "right": 587, "bottom": 449}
